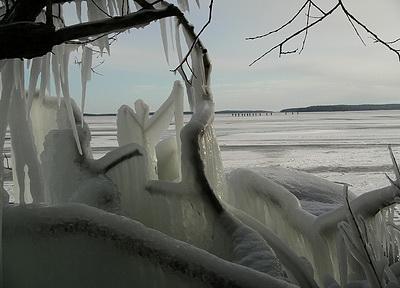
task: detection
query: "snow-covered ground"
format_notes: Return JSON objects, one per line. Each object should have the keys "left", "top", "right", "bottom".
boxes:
{"left": 4, "top": 110, "right": 400, "bottom": 195}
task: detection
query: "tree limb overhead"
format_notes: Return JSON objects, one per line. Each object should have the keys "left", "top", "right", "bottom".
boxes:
{"left": 0, "top": 4, "right": 179, "bottom": 60}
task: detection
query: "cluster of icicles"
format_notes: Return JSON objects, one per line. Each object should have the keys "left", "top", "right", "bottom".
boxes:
{"left": 1, "top": 1, "right": 400, "bottom": 287}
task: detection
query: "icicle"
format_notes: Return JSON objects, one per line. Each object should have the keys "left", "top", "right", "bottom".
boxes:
{"left": 174, "top": 81, "right": 184, "bottom": 179}
{"left": 177, "top": 0, "right": 189, "bottom": 12}
{"left": 107, "top": 0, "right": 115, "bottom": 17}
{"left": 27, "top": 57, "right": 41, "bottom": 111}
{"left": 159, "top": 18, "right": 169, "bottom": 64}
{"left": 60, "top": 47, "right": 83, "bottom": 155}
{"left": 104, "top": 37, "right": 111, "bottom": 55}
{"left": 87, "top": 0, "right": 98, "bottom": 22}
{"left": 13, "top": 59, "right": 25, "bottom": 101}
{"left": 169, "top": 17, "right": 175, "bottom": 51}
{"left": 75, "top": 0, "right": 82, "bottom": 22}
{"left": 110, "top": 0, "right": 118, "bottom": 16}
{"left": 86, "top": 0, "right": 110, "bottom": 53}
{"left": 51, "top": 46, "right": 62, "bottom": 106}
{"left": 80, "top": 46, "right": 93, "bottom": 120}
{"left": 133, "top": 1, "right": 141, "bottom": 10}
{"left": 389, "top": 145, "right": 400, "bottom": 181}
{"left": 181, "top": 27, "right": 206, "bottom": 108}
{"left": 26, "top": 59, "right": 31, "bottom": 69}
{"left": 39, "top": 53, "right": 51, "bottom": 100}
{"left": 175, "top": 19, "right": 184, "bottom": 64}
{"left": 195, "top": 0, "right": 200, "bottom": 8}
{"left": 9, "top": 59, "right": 44, "bottom": 204}
{"left": 115, "top": 0, "right": 123, "bottom": 16}
{"left": 336, "top": 233, "right": 348, "bottom": 286}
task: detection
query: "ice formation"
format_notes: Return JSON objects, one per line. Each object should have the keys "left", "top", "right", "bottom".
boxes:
{"left": 1, "top": 0, "right": 400, "bottom": 287}
{"left": 117, "top": 80, "right": 184, "bottom": 180}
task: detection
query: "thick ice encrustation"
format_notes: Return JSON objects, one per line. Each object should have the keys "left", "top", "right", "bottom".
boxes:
{"left": 2, "top": 1, "right": 400, "bottom": 287}
{"left": 252, "top": 166, "right": 349, "bottom": 215}
{"left": 4, "top": 204, "right": 297, "bottom": 288}
{"left": 225, "top": 167, "right": 400, "bottom": 285}
{"left": 117, "top": 81, "right": 184, "bottom": 180}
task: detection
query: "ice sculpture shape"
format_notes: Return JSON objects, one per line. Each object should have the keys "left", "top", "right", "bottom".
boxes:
{"left": 29, "top": 93, "right": 147, "bottom": 214}
{"left": 117, "top": 80, "right": 184, "bottom": 180}
{"left": 226, "top": 167, "right": 400, "bottom": 285}
{"left": 2, "top": 1, "right": 400, "bottom": 287}
{"left": 3, "top": 204, "right": 297, "bottom": 288}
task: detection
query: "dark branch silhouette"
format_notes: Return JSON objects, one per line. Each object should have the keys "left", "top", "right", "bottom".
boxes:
{"left": 247, "top": 0, "right": 400, "bottom": 66}
{"left": 0, "top": 3, "right": 179, "bottom": 60}
{"left": 0, "top": 0, "right": 214, "bottom": 84}
{"left": 248, "top": 2, "right": 340, "bottom": 66}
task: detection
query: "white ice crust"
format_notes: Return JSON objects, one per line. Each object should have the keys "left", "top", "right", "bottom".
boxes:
{"left": 1, "top": 1, "right": 400, "bottom": 287}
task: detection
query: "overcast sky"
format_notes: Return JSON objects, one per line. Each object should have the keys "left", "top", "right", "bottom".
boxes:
{"left": 68, "top": 0, "right": 400, "bottom": 113}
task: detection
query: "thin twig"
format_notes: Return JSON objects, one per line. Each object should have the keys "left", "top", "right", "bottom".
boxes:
{"left": 344, "top": 185, "right": 383, "bottom": 288}
{"left": 249, "top": 0, "right": 400, "bottom": 65}
{"left": 249, "top": 2, "right": 340, "bottom": 66}
{"left": 177, "top": 66, "right": 191, "bottom": 85}
{"left": 65, "top": 33, "right": 109, "bottom": 45}
{"left": 345, "top": 12, "right": 366, "bottom": 46}
{"left": 386, "top": 174, "right": 400, "bottom": 190}
{"left": 305, "top": 12, "right": 323, "bottom": 20}
{"left": 171, "top": 0, "right": 214, "bottom": 73}
{"left": 90, "top": 0, "right": 112, "bottom": 18}
{"left": 299, "top": 1, "right": 312, "bottom": 54}
{"left": 91, "top": 59, "right": 104, "bottom": 76}
{"left": 150, "top": 0, "right": 163, "bottom": 6}
{"left": 387, "top": 37, "right": 400, "bottom": 45}
{"left": 310, "top": 0, "right": 326, "bottom": 15}
{"left": 338, "top": 1, "right": 400, "bottom": 61}
{"left": 185, "top": 60, "right": 196, "bottom": 78}
{"left": 246, "top": 0, "right": 310, "bottom": 41}
{"left": 52, "top": 15, "right": 65, "bottom": 27}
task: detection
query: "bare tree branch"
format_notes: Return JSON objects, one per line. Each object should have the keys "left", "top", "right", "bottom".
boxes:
{"left": 309, "top": 0, "right": 326, "bottom": 15}
{"left": 387, "top": 37, "right": 400, "bottom": 45}
{"left": 248, "top": 0, "right": 400, "bottom": 65}
{"left": 246, "top": 0, "right": 310, "bottom": 41}
{"left": 299, "top": 1, "right": 312, "bottom": 54}
{"left": 339, "top": 1, "right": 400, "bottom": 61}
{"left": 249, "top": 2, "right": 340, "bottom": 66}
{"left": 344, "top": 12, "right": 365, "bottom": 46}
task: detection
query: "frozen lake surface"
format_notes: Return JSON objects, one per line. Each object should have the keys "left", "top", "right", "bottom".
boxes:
{"left": 86, "top": 110, "right": 400, "bottom": 195}
{"left": 3, "top": 110, "right": 400, "bottom": 195}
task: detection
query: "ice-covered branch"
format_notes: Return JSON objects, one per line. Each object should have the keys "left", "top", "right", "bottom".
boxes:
{"left": 0, "top": 0, "right": 153, "bottom": 23}
{"left": 0, "top": 4, "right": 180, "bottom": 60}
{"left": 171, "top": 0, "right": 213, "bottom": 73}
